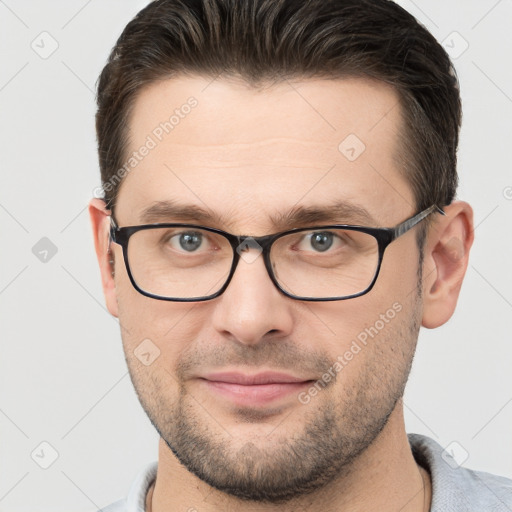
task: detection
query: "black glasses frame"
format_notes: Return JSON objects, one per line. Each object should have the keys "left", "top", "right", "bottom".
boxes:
{"left": 109, "top": 204, "right": 444, "bottom": 302}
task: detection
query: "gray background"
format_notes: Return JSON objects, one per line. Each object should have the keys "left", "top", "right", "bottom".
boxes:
{"left": 1, "top": 1, "right": 511, "bottom": 510}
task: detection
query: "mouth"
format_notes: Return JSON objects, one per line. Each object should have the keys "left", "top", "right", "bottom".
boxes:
{"left": 198, "top": 371, "right": 315, "bottom": 407}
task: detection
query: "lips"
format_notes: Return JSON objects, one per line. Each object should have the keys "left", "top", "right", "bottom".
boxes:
{"left": 198, "top": 371, "right": 314, "bottom": 407}
{"left": 202, "top": 371, "right": 310, "bottom": 385}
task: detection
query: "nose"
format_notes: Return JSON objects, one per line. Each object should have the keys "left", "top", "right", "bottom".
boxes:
{"left": 210, "top": 246, "right": 294, "bottom": 346}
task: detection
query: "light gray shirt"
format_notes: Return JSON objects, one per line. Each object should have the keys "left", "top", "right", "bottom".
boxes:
{"left": 100, "top": 434, "right": 512, "bottom": 511}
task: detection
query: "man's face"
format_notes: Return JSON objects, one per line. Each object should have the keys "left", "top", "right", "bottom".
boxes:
{"left": 110, "top": 76, "right": 424, "bottom": 502}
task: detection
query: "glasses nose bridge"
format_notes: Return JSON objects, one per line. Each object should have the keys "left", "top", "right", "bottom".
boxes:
{"left": 235, "top": 233, "right": 276, "bottom": 262}
{"left": 236, "top": 233, "right": 275, "bottom": 250}
{"left": 229, "top": 232, "right": 276, "bottom": 281}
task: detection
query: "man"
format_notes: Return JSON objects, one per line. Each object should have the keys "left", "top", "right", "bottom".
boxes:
{"left": 89, "top": 0, "right": 512, "bottom": 510}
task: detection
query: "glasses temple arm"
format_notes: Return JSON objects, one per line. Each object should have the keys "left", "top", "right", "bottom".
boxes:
{"left": 107, "top": 216, "right": 119, "bottom": 254}
{"left": 392, "top": 204, "right": 445, "bottom": 239}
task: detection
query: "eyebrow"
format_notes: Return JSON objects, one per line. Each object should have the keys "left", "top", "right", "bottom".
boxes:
{"left": 139, "top": 199, "right": 378, "bottom": 231}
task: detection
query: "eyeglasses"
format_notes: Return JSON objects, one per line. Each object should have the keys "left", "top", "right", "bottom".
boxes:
{"left": 109, "top": 204, "right": 443, "bottom": 302}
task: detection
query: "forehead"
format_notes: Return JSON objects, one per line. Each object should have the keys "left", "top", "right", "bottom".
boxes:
{"left": 115, "top": 75, "right": 414, "bottom": 231}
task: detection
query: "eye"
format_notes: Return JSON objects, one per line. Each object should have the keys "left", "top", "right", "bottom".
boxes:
{"left": 167, "top": 231, "right": 208, "bottom": 253}
{"left": 296, "top": 231, "right": 347, "bottom": 253}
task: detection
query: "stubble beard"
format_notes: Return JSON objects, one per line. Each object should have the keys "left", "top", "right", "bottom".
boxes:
{"left": 125, "top": 294, "right": 422, "bottom": 504}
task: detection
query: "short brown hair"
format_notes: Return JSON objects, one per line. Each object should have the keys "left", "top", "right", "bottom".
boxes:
{"left": 95, "top": 0, "right": 460, "bottom": 221}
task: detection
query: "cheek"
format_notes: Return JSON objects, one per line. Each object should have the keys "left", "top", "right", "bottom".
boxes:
{"left": 115, "top": 277, "right": 203, "bottom": 369}
{"left": 309, "top": 293, "right": 398, "bottom": 348}
{"left": 118, "top": 301, "right": 192, "bottom": 409}
{"left": 307, "top": 280, "right": 420, "bottom": 376}
{"left": 330, "top": 298, "right": 419, "bottom": 398}
{"left": 378, "top": 237, "right": 422, "bottom": 296}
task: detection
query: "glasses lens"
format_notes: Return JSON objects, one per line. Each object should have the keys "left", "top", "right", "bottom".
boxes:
{"left": 270, "top": 228, "right": 379, "bottom": 299}
{"left": 127, "top": 227, "right": 233, "bottom": 300}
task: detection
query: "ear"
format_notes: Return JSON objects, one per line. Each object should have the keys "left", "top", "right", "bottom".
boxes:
{"left": 89, "top": 198, "right": 119, "bottom": 318}
{"left": 421, "top": 201, "right": 474, "bottom": 328}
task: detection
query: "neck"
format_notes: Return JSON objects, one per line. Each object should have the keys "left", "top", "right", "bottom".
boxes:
{"left": 147, "top": 402, "right": 431, "bottom": 512}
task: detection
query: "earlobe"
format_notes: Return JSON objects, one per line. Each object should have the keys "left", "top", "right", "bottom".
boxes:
{"left": 89, "top": 198, "right": 119, "bottom": 318}
{"left": 421, "top": 201, "right": 474, "bottom": 329}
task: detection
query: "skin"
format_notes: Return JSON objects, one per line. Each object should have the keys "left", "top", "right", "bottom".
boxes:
{"left": 90, "top": 75, "right": 474, "bottom": 511}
